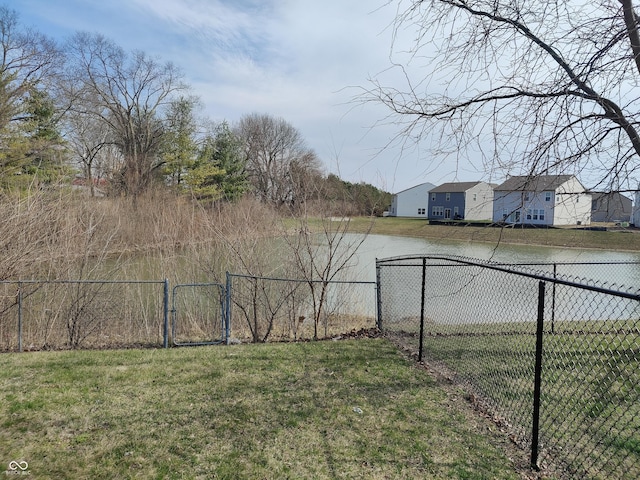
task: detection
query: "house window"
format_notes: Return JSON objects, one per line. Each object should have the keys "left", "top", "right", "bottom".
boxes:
{"left": 505, "top": 210, "right": 521, "bottom": 222}
{"left": 418, "top": 208, "right": 425, "bottom": 215}
{"left": 472, "top": 193, "right": 477, "bottom": 201}
{"left": 527, "top": 209, "right": 545, "bottom": 221}
{"left": 431, "top": 193, "right": 436, "bottom": 201}
{"left": 445, "top": 193, "right": 451, "bottom": 201}
{"left": 453, "top": 206, "right": 459, "bottom": 218}
{"left": 545, "top": 191, "right": 552, "bottom": 202}
{"left": 432, "top": 206, "right": 444, "bottom": 216}
{"left": 524, "top": 192, "right": 530, "bottom": 201}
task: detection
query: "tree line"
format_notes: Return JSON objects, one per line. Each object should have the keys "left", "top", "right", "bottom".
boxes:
{"left": 0, "top": 5, "right": 390, "bottom": 215}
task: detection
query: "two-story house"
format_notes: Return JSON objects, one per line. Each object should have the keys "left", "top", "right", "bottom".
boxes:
{"left": 591, "top": 192, "right": 632, "bottom": 223}
{"left": 388, "top": 182, "right": 437, "bottom": 218}
{"left": 492, "top": 175, "right": 592, "bottom": 226}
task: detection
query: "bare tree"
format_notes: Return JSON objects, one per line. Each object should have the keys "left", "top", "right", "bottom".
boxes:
{"left": 58, "top": 203, "right": 123, "bottom": 349}
{"left": 63, "top": 32, "right": 186, "bottom": 198}
{"left": 199, "top": 197, "right": 301, "bottom": 342}
{"left": 362, "top": 0, "right": 640, "bottom": 192}
{"left": 284, "top": 215, "right": 373, "bottom": 340}
{"left": 65, "top": 105, "right": 111, "bottom": 196}
{"left": 236, "top": 113, "right": 322, "bottom": 207}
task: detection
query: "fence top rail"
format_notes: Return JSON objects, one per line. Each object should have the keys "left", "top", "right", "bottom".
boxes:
{"left": 376, "top": 254, "right": 640, "bottom": 268}
{"left": 226, "top": 272, "right": 376, "bottom": 285}
{"left": 0, "top": 279, "right": 167, "bottom": 285}
{"left": 376, "top": 254, "right": 640, "bottom": 301}
{"left": 173, "top": 282, "right": 224, "bottom": 288}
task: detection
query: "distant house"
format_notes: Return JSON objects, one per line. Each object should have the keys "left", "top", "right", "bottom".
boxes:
{"left": 71, "top": 176, "right": 108, "bottom": 197}
{"left": 492, "top": 175, "right": 592, "bottom": 226}
{"left": 388, "top": 182, "right": 436, "bottom": 218}
{"left": 427, "top": 181, "right": 495, "bottom": 221}
{"left": 591, "top": 192, "right": 632, "bottom": 223}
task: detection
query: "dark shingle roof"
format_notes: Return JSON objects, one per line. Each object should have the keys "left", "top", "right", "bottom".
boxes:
{"left": 494, "top": 175, "right": 574, "bottom": 192}
{"left": 429, "top": 181, "right": 484, "bottom": 193}
{"left": 590, "top": 192, "right": 631, "bottom": 201}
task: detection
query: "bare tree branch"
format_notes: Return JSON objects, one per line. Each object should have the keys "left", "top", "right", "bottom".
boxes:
{"left": 359, "top": 0, "right": 640, "bottom": 191}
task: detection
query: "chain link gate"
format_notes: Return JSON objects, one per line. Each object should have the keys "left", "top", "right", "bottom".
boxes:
{"left": 171, "top": 283, "right": 226, "bottom": 346}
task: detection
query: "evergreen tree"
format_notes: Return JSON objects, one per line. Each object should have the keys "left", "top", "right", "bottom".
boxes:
{"left": 161, "top": 96, "right": 199, "bottom": 187}
{"left": 1, "top": 88, "right": 67, "bottom": 190}
{"left": 187, "top": 122, "right": 248, "bottom": 201}
{"left": 0, "top": 6, "right": 62, "bottom": 191}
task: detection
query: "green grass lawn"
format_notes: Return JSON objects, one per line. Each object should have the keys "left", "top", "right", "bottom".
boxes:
{"left": 345, "top": 216, "right": 640, "bottom": 251}
{"left": 397, "top": 322, "right": 640, "bottom": 480}
{"left": 0, "top": 339, "right": 520, "bottom": 479}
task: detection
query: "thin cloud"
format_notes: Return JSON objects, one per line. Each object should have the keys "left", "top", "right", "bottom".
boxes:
{"left": 16, "top": 0, "right": 463, "bottom": 193}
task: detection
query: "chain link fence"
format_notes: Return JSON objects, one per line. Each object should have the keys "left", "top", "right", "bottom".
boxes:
{"left": 226, "top": 273, "right": 377, "bottom": 342}
{"left": 0, "top": 280, "right": 169, "bottom": 351}
{"left": 376, "top": 255, "right": 640, "bottom": 479}
{"left": 3, "top": 259, "right": 637, "bottom": 477}
{"left": 0, "top": 274, "right": 378, "bottom": 351}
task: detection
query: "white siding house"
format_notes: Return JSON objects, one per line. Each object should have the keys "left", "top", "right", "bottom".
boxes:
{"left": 389, "top": 182, "right": 436, "bottom": 218}
{"left": 492, "top": 175, "right": 592, "bottom": 226}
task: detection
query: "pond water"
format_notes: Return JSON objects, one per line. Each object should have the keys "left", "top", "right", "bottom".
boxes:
{"left": 348, "top": 234, "right": 640, "bottom": 324}
{"left": 348, "top": 233, "right": 640, "bottom": 288}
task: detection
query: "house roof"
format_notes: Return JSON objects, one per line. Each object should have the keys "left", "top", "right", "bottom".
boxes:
{"left": 393, "top": 182, "right": 436, "bottom": 195}
{"left": 590, "top": 191, "right": 631, "bottom": 202}
{"left": 494, "top": 175, "right": 574, "bottom": 192}
{"left": 430, "top": 181, "right": 487, "bottom": 193}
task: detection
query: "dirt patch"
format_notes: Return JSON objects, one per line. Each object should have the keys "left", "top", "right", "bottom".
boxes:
{"left": 329, "top": 327, "right": 383, "bottom": 340}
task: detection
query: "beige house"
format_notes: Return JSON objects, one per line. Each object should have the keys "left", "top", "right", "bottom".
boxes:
{"left": 428, "top": 181, "right": 495, "bottom": 221}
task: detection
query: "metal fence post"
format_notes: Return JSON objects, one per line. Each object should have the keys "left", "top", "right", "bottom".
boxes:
{"left": 376, "top": 259, "right": 382, "bottom": 331}
{"left": 163, "top": 279, "right": 169, "bottom": 348}
{"left": 225, "top": 272, "right": 231, "bottom": 344}
{"left": 17, "top": 284, "right": 22, "bottom": 353}
{"left": 551, "top": 263, "right": 557, "bottom": 334}
{"left": 531, "top": 280, "right": 546, "bottom": 470}
{"left": 418, "top": 258, "right": 426, "bottom": 362}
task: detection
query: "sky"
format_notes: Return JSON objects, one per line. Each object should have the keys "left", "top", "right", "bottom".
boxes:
{"left": 14, "top": 0, "right": 483, "bottom": 194}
